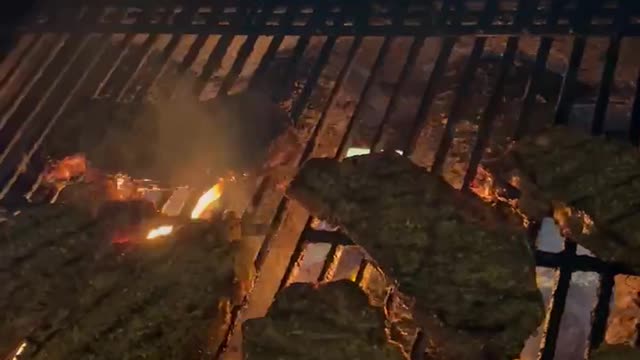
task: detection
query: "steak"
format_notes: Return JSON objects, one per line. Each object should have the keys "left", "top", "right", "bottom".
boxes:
{"left": 590, "top": 345, "right": 640, "bottom": 359}
{"left": 242, "top": 280, "right": 408, "bottom": 360}
{"left": 0, "top": 204, "right": 254, "bottom": 360}
{"left": 485, "top": 126, "right": 640, "bottom": 272}
{"left": 286, "top": 153, "right": 543, "bottom": 360}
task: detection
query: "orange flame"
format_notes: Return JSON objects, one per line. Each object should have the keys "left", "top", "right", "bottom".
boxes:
{"left": 146, "top": 225, "right": 174, "bottom": 239}
{"left": 190, "top": 182, "right": 223, "bottom": 219}
{"left": 11, "top": 341, "right": 27, "bottom": 360}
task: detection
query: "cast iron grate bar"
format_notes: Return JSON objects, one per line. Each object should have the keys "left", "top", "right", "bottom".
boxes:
{"left": 114, "top": 8, "right": 174, "bottom": 102}
{"left": 0, "top": 36, "right": 68, "bottom": 133}
{"left": 589, "top": 270, "right": 616, "bottom": 351}
{"left": 540, "top": 242, "right": 578, "bottom": 360}
{"left": 216, "top": 1, "right": 272, "bottom": 97}
{"left": 591, "top": 4, "right": 627, "bottom": 135}
{"left": 461, "top": 35, "right": 519, "bottom": 191}
{"left": 371, "top": 35, "right": 424, "bottom": 153}
{"left": 18, "top": 0, "right": 640, "bottom": 37}
{"left": 553, "top": 0, "right": 594, "bottom": 126}
{"left": 246, "top": 3, "right": 357, "bottom": 213}
{"left": 403, "top": 37, "right": 455, "bottom": 156}
{"left": 246, "top": 3, "right": 299, "bottom": 90}
{"left": 123, "top": 1, "right": 206, "bottom": 102}
{"left": 430, "top": 0, "right": 495, "bottom": 175}
{"left": 0, "top": 34, "right": 41, "bottom": 91}
{"left": 400, "top": 0, "right": 463, "bottom": 157}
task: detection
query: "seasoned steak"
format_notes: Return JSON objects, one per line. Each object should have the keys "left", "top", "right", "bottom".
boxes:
{"left": 486, "top": 126, "right": 640, "bottom": 271}
{"left": 286, "top": 153, "right": 543, "bottom": 360}
{"left": 590, "top": 345, "right": 640, "bottom": 359}
{"left": 243, "top": 280, "right": 408, "bottom": 360}
{"left": 0, "top": 205, "right": 254, "bottom": 360}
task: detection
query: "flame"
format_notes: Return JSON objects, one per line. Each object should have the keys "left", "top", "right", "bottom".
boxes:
{"left": 190, "top": 182, "right": 223, "bottom": 219}
{"left": 146, "top": 225, "right": 174, "bottom": 239}
{"left": 12, "top": 341, "right": 27, "bottom": 359}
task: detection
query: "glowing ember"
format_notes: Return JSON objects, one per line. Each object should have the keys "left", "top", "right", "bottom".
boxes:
{"left": 44, "top": 154, "right": 87, "bottom": 183}
{"left": 146, "top": 225, "right": 174, "bottom": 239}
{"left": 190, "top": 182, "right": 223, "bottom": 219}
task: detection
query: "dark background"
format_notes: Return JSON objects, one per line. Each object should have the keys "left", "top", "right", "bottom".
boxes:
{"left": 1, "top": 0, "right": 39, "bottom": 60}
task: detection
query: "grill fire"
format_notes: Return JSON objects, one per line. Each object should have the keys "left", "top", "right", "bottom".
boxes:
{"left": 43, "top": 153, "right": 227, "bottom": 243}
{"left": 190, "top": 182, "right": 223, "bottom": 220}
{"left": 146, "top": 224, "right": 174, "bottom": 239}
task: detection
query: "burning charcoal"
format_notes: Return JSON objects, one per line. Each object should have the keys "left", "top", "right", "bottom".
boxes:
{"left": 286, "top": 153, "right": 544, "bottom": 360}
{"left": 485, "top": 125, "right": 640, "bottom": 272}
{"left": 591, "top": 344, "right": 640, "bottom": 359}
{"left": 0, "top": 204, "right": 255, "bottom": 360}
{"left": 44, "top": 90, "right": 300, "bottom": 186}
{"left": 242, "top": 280, "right": 408, "bottom": 360}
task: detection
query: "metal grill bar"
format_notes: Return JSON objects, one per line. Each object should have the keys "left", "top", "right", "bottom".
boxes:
{"left": 462, "top": 36, "right": 518, "bottom": 191}
{"left": 589, "top": 271, "right": 616, "bottom": 350}
{"left": 0, "top": 36, "right": 67, "bottom": 133}
{"left": 554, "top": 0, "right": 595, "bottom": 126}
{"left": 514, "top": 0, "right": 563, "bottom": 139}
{"left": 402, "top": 0, "right": 459, "bottom": 157}
{"left": 430, "top": 37, "right": 486, "bottom": 174}
{"left": 0, "top": 34, "right": 41, "bottom": 91}
{"left": 247, "top": 4, "right": 298, "bottom": 90}
{"left": 19, "top": 0, "right": 640, "bottom": 37}
{"left": 540, "top": 242, "right": 578, "bottom": 360}
{"left": 371, "top": 36, "right": 423, "bottom": 152}
{"left": 404, "top": 37, "right": 455, "bottom": 156}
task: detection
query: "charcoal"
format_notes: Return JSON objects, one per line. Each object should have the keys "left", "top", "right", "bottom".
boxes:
{"left": 591, "top": 345, "right": 640, "bottom": 359}
{"left": 43, "top": 90, "right": 299, "bottom": 186}
{"left": 242, "top": 280, "right": 408, "bottom": 360}
{"left": 0, "top": 204, "right": 254, "bottom": 360}
{"left": 487, "top": 126, "right": 640, "bottom": 271}
{"left": 286, "top": 153, "right": 543, "bottom": 360}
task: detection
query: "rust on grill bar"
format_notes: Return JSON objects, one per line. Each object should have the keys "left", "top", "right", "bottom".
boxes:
{"left": 3, "top": 0, "right": 640, "bottom": 359}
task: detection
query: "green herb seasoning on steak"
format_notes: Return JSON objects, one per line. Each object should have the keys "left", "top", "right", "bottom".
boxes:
{"left": 590, "top": 344, "right": 640, "bottom": 360}
{"left": 1, "top": 205, "right": 254, "bottom": 360}
{"left": 286, "top": 153, "right": 543, "bottom": 360}
{"left": 243, "top": 280, "right": 408, "bottom": 360}
{"left": 486, "top": 126, "right": 640, "bottom": 271}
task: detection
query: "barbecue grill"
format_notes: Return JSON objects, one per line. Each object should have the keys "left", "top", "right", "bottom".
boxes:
{"left": 3, "top": 0, "right": 640, "bottom": 359}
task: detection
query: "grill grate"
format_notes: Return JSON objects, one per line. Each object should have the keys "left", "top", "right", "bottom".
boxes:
{"left": 2, "top": 1, "right": 640, "bottom": 359}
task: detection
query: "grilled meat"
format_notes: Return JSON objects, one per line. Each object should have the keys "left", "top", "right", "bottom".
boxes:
{"left": 243, "top": 280, "right": 408, "bottom": 360}
{"left": 286, "top": 153, "right": 543, "bottom": 360}
{"left": 590, "top": 345, "right": 640, "bottom": 359}
{"left": 43, "top": 90, "right": 301, "bottom": 186}
{"left": 485, "top": 126, "right": 640, "bottom": 272}
{"left": 0, "top": 204, "right": 254, "bottom": 360}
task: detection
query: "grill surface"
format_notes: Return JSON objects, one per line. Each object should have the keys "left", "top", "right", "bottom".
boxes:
{"left": 2, "top": 1, "right": 640, "bottom": 359}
